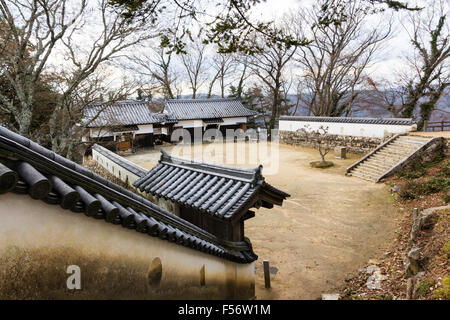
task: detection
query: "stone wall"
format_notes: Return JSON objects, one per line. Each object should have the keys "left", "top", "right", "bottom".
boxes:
{"left": 278, "top": 130, "right": 391, "bottom": 154}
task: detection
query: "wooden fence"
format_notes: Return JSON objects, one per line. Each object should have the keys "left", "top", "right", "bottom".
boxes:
{"left": 423, "top": 120, "right": 450, "bottom": 132}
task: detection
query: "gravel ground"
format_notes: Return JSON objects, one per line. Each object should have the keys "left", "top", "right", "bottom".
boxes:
{"left": 124, "top": 142, "right": 398, "bottom": 299}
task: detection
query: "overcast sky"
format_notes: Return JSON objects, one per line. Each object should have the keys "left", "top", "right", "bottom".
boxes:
{"left": 51, "top": 0, "right": 444, "bottom": 98}
{"left": 251, "top": 0, "right": 413, "bottom": 82}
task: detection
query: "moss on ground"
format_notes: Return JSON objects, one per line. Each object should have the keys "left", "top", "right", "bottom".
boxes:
{"left": 433, "top": 277, "right": 450, "bottom": 299}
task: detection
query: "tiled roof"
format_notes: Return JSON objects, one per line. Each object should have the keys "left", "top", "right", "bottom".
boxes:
{"left": 133, "top": 150, "right": 290, "bottom": 220}
{"left": 279, "top": 116, "right": 415, "bottom": 125}
{"left": 164, "top": 98, "right": 257, "bottom": 120}
{"left": 83, "top": 101, "right": 176, "bottom": 128}
{"left": 0, "top": 127, "right": 257, "bottom": 263}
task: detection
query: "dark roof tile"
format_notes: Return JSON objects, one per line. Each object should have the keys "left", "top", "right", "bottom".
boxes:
{"left": 165, "top": 98, "right": 257, "bottom": 120}
{"left": 83, "top": 101, "right": 175, "bottom": 128}
{"left": 133, "top": 150, "right": 289, "bottom": 219}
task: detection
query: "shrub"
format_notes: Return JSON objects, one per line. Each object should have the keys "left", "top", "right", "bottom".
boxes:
{"left": 438, "top": 166, "right": 450, "bottom": 178}
{"left": 399, "top": 181, "right": 425, "bottom": 199}
{"left": 416, "top": 278, "right": 436, "bottom": 297}
{"left": 443, "top": 193, "right": 450, "bottom": 204}
{"left": 399, "top": 177, "right": 450, "bottom": 200}
{"left": 398, "top": 169, "right": 426, "bottom": 179}
{"left": 426, "top": 177, "right": 450, "bottom": 194}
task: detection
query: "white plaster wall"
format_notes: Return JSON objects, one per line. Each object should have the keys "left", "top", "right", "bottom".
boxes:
{"left": 0, "top": 193, "right": 255, "bottom": 299}
{"left": 92, "top": 149, "right": 141, "bottom": 187}
{"left": 92, "top": 149, "right": 181, "bottom": 215}
{"left": 279, "top": 120, "right": 416, "bottom": 139}
{"left": 177, "top": 119, "right": 204, "bottom": 128}
{"left": 221, "top": 117, "right": 247, "bottom": 126}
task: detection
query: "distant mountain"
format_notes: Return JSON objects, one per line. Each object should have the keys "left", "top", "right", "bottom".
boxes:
{"left": 139, "top": 91, "right": 449, "bottom": 121}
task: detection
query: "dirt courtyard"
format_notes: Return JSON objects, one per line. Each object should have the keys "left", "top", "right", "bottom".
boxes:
{"left": 124, "top": 141, "right": 397, "bottom": 300}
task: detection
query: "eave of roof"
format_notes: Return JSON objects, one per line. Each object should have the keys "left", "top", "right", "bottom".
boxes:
{"left": 83, "top": 101, "right": 177, "bottom": 128}
{"left": 0, "top": 127, "right": 256, "bottom": 263}
{"left": 279, "top": 116, "right": 415, "bottom": 126}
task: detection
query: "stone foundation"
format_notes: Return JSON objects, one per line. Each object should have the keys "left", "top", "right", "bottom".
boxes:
{"left": 278, "top": 130, "right": 391, "bottom": 154}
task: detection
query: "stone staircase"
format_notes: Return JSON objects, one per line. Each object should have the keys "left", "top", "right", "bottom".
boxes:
{"left": 346, "top": 135, "right": 434, "bottom": 182}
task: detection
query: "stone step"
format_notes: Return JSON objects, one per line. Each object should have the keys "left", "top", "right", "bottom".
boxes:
{"left": 354, "top": 167, "right": 385, "bottom": 178}
{"left": 348, "top": 135, "right": 431, "bottom": 183}
{"left": 383, "top": 142, "right": 418, "bottom": 150}
{"left": 354, "top": 162, "right": 384, "bottom": 172}
{"left": 376, "top": 152, "right": 411, "bottom": 160}
{"left": 359, "top": 162, "right": 390, "bottom": 173}
{"left": 389, "top": 142, "right": 423, "bottom": 149}
{"left": 387, "top": 144, "right": 422, "bottom": 151}
{"left": 350, "top": 170, "right": 378, "bottom": 182}
{"left": 397, "top": 136, "right": 429, "bottom": 142}
{"left": 365, "top": 157, "right": 404, "bottom": 167}
{"left": 363, "top": 158, "right": 400, "bottom": 168}
{"left": 401, "top": 136, "right": 430, "bottom": 142}
{"left": 394, "top": 139, "right": 427, "bottom": 146}
{"left": 376, "top": 149, "right": 412, "bottom": 157}
{"left": 363, "top": 158, "right": 402, "bottom": 168}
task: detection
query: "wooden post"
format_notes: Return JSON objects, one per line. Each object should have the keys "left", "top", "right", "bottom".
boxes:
{"left": 441, "top": 120, "right": 444, "bottom": 132}
{"left": 263, "top": 260, "right": 271, "bottom": 289}
{"left": 423, "top": 121, "right": 428, "bottom": 132}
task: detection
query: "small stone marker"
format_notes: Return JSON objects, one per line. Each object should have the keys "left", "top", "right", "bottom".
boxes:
{"left": 334, "top": 146, "right": 347, "bottom": 159}
{"left": 263, "top": 260, "right": 271, "bottom": 289}
{"left": 322, "top": 293, "right": 340, "bottom": 300}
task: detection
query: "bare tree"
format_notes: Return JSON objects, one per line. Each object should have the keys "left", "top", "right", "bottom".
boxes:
{"left": 399, "top": 0, "right": 449, "bottom": 129}
{"left": 45, "top": 0, "right": 157, "bottom": 158}
{"left": 47, "top": 66, "right": 135, "bottom": 160}
{"left": 128, "top": 46, "right": 181, "bottom": 99}
{"left": 298, "top": 125, "right": 332, "bottom": 165}
{"left": 207, "top": 52, "right": 236, "bottom": 98}
{"left": 180, "top": 42, "right": 208, "bottom": 99}
{"left": 228, "top": 55, "right": 251, "bottom": 99}
{"left": 362, "top": 77, "right": 407, "bottom": 117}
{"left": 293, "top": 0, "right": 392, "bottom": 117}
{"left": 247, "top": 29, "right": 298, "bottom": 133}
{"left": 0, "top": 0, "right": 86, "bottom": 136}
